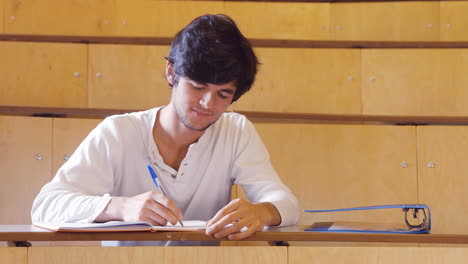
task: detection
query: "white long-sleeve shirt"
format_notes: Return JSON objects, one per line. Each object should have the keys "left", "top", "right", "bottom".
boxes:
{"left": 31, "top": 107, "right": 299, "bottom": 246}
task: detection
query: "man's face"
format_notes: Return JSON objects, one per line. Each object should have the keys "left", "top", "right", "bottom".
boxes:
{"left": 171, "top": 76, "right": 237, "bottom": 132}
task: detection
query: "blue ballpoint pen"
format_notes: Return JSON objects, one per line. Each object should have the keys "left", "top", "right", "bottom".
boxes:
{"left": 146, "top": 165, "right": 184, "bottom": 227}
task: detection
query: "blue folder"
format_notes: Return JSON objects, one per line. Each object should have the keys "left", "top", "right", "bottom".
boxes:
{"left": 304, "top": 204, "right": 431, "bottom": 234}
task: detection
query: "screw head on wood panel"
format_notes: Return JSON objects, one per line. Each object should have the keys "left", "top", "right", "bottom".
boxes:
{"left": 336, "top": 25, "right": 343, "bottom": 31}
{"left": 347, "top": 76, "right": 353, "bottom": 81}
{"left": 10, "top": 16, "right": 16, "bottom": 21}
{"left": 427, "top": 24, "right": 433, "bottom": 29}
{"left": 35, "top": 154, "right": 42, "bottom": 160}
{"left": 401, "top": 162, "right": 408, "bottom": 168}
{"left": 96, "top": 72, "right": 102, "bottom": 78}
{"left": 369, "top": 77, "right": 376, "bottom": 82}
{"left": 428, "top": 162, "right": 435, "bottom": 168}
{"left": 73, "top": 72, "right": 80, "bottom": 78}
{"left": 64, "top": 154, "right": 70, "bottom": 161}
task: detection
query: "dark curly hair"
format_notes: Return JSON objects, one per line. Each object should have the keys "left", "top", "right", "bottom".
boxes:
{"left": 166, "top": 14, "right": 259, "bottom": 103}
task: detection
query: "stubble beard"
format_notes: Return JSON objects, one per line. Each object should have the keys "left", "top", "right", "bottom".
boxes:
{"left": 174, "top": 103, "right": 216, "bottom": 132}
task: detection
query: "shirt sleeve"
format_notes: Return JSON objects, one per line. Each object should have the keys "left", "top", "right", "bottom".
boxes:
{"left": 231, "top": 118, "right": 300, "bottom": 227}
{"left": 31, "top": 117, "right": 124, "bottom": 224}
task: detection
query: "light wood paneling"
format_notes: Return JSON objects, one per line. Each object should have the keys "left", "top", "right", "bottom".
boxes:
{"left": 331, "top": 2, "right": 439, "bottom": 41}
{"left": 88, "top": 44, "right": 171, "bottom": 109}
{"left": 5, "top": 0, "right": 155, "bottom": 36}
{"left": 153, "top": 1, "right": 225, "bottom": 38}
{"left": 52, "top": 118, "right": 102, "bottom": 176}
{"left": 290, "top": 247, "right": 468, "bottom": 264}
{"left": 440, "top": 2, "right": 468, "bottom": 41}
{"left": 0, "top": 42, "right": 87, "bottom": 107}
{"left": 0, "top": 0, "right": 4, "bottom": 33}
{"left": 362, "top": 49, "right": 468, "bottom": 116}
{"left": 255, "top": 124, "right": 417, "bottom": 225}
{"left": 232, "top": 48, "right": 361, "bottom": 114}
{"left": 29, "top": 247, "right": 287, "bottom": 264}
{"left": 225, "top": 2, "right": 329, "bottom": 40}
{"left": 4, "top": 0, "right": 116, "bottom": 35}
{"left": 0, "top": 248, "right": 27, "bottom": 263}
{"left": 112, "top": 0, "right": 154, "bottom": 37}
{"left": 0, "top": 116, "right": 52, "bottom": 224}
{"left": 418, "top": 126, "right": 468, "bottom": 234}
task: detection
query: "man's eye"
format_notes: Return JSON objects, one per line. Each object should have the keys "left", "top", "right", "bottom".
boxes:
{"left": 218, "top": 93, "right": 230, "bottom": 99}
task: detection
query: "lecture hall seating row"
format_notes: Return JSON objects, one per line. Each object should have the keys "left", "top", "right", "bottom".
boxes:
{"left": 4, "top": 245, "right": 468, "bottom": 263}
{"left": 2, "top": 115, "right": 468, "bottom": 237}
{"left": 1, "top": 0, "right": 468, "bottom": 41}
{"left": 2, "top": 41, "right": 468, "bottom": 116}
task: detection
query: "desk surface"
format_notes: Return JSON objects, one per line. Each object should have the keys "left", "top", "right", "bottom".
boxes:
{"left": 2, "top": 225, "right": 468, "bottom": 244}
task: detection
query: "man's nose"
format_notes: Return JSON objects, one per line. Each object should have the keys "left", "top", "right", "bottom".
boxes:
{"left": 200, "top": 92, "right": 215, "bottom": 109}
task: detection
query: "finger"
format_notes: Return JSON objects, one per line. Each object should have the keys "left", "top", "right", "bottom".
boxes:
{"left": 140, "top": 210, "right": 167, "bottom": 226}
{"left": 212, "top": 219, "right": 248, "bottom": 239}
{"left": 226, "top": 225, "right": 261, "bottom": 241}
{"left": 206, "top": 210, "right": 244, "bottom": 236}
{"left": 145, "top": 195, "right": 181, "bottom": 225}
{"left": 207, "top": 198, "right": 242, "bottom": 227}
{"left": 151, "top": 191, "right": 183, "bottom": 219}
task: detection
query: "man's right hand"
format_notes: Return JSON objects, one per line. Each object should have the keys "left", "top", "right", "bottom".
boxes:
{"left": 95, "top": 191, "right": 183, "bottom": 226}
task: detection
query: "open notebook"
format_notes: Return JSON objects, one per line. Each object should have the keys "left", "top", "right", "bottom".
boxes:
{"left": 34, "top": 220, "right": 207, "bottom": 232}
{"left": 304, "top": 204, "right": 431, "bottom": 234}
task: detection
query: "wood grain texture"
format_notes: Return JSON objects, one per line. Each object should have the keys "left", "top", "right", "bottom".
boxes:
{"left": 153, "top": 1, "right": 225, "bottom": 37}
{"left": 29, "top": 247, "right": 287, "bottom": 264}
{"left": 418, "top": 126, "right": 468, "bottom": 234}
{"left": 440, "top": 2, "right": 468, "bottom": 41}
{"left": 0, "top": 42, "right": 87, "bottom": 107}
{"left": 232, "top": 48, "right": 361, "bottom": 114}
{"left": 88, "top": 44, "right": 171, "bottom": 109}
{"left": 362, "top": 49, "right": 468, "bottom": 116}
{"left": 52, "top": 118, "right": 102, "bottom": 175}
{"left": 331, "top": 2, "right": 439, "bottom": 41}
{"left": 225, "top": 2, "right": 329, "bottom": 40}
{"left": 0, "top": 248, "right": 27, "bottom": 264}
{"left": 4, "top": 0, "right": 117, "bottom": 35}
{"left": 0, "top": 0, "right": 4, "bottom": 33}
{"left": 254, "top": 123, "right": 418, "bottom": 225}
{"left": 290, "top": 247, "right": 468, "bottom": 264}
{"left": 0, "top": 116, "right": 52, "bottom": 224}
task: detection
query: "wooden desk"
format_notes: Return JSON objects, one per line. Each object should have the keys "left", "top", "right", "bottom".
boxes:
{"left": 2, "top": 225, "right": 468, "bottom": 245}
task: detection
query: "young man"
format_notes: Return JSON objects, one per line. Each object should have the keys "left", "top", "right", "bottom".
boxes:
{"left": 31, "top": 14, "right": 299, "bottom": 246}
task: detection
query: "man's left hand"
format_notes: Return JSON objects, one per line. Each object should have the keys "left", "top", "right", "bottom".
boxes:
{"left": 205, "top": 198, "right": 281, "bottom": 240}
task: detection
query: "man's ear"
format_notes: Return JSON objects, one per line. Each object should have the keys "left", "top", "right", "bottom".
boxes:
{"left": 165, "top": 60, "right": 175, "bottom": 86}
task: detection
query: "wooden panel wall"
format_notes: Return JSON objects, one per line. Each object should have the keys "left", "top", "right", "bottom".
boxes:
{"left": 289, "top": 247, "right": 468, "bottom": 264}
{"left": 331, "top": 2, "right": 439, "bottom": 41}
{"left": 440, "top": 2, "right": 468, "bottom": 41}
{"left": 88, "top": 44, "right": 171, "bottom": 109}
{"left": 362, "top": 49, "right": 468, "bottom": 116}
{"left": 5, "top": 0, "right": 118, "bottom": 36}
{"left": 0, "top": 42, "right": 87, "bottom": 107}
{"left": 233, "top": 48, "right": 361, "bottom": 114}
{"left": 226, "top": 2, "right": 329, "bottom": 40}
{"left": 0, "top": 248, "right": 27, "bottom": 264}
{"left": 418, "top": 126, "right": 468, "bottom": 234}
{"left": 0, "top": 0, "right": 4, "bottom": 33}
{"left": 29, "top": 247, "right": 287, "bottom": 264}
{"left": 0, "top": 116, "right": 52, "bottom": 224}
{"left": 256, "top": 123, "right": 418, "bottom": 225}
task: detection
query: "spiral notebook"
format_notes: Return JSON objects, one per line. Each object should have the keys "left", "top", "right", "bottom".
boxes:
{"left": 304, "top": 204, "right": 431, "bottom": 234}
